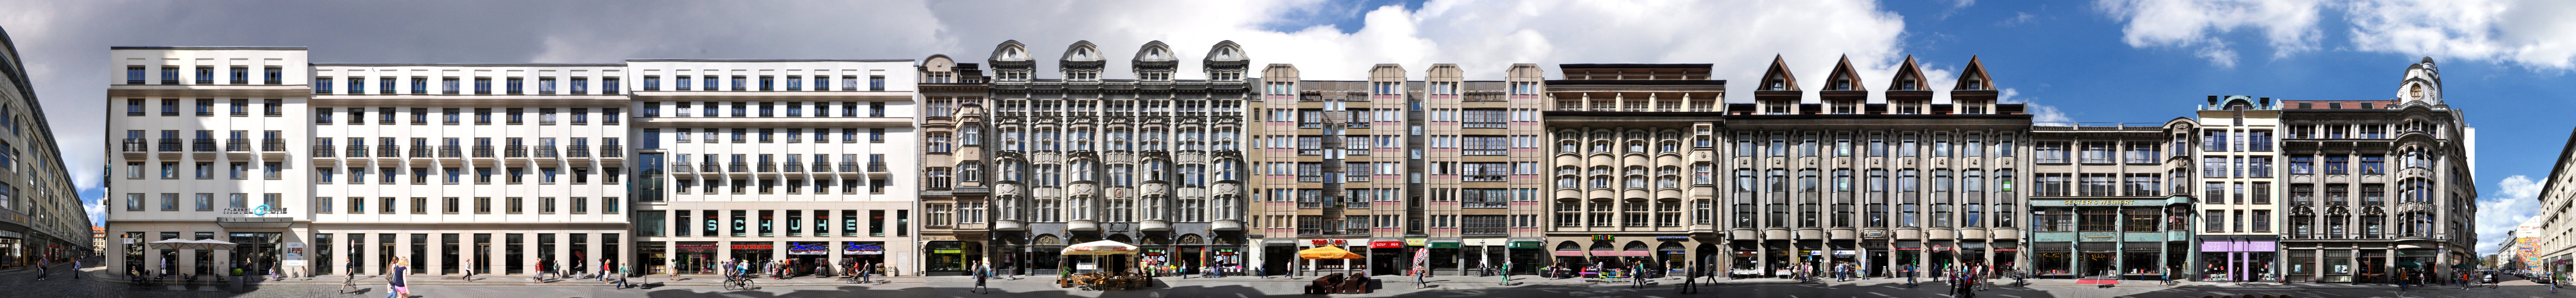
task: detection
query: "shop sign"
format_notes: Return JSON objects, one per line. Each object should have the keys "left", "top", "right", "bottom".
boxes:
{"left": 1590, "top": 235, "right": 1616, "bottom": 241}
{"left": 1143, "top": 249, "right": 1166, "bottom": 256}
{"left": 1506, "top": 241, "right": 1543, "bottom": 249}
{"left": 845, "top": 243, "right": 885, "bottom": 255}
{"left": 1404, "top": 238, "right": 1428, "bottom": 246}
{"left": 1429, "top": 242, "right": 1460, "bottom": 249}
{"left": 1654, "top": 236, "right": 1690, "bottom": 241}
{"left": 1834, "top": 250, "right": 1857, "bottom": 255}
{"left": 788, "top": 243, "right": 830, "bottom": 255}
{"left": 1310, "top": 239, "right": 1349, "bottom": 247}
{"left": 732, "top": 244, "right": 774, "bottom": 250}
{"left": 1370, "top": 241, "right": 1404, "bottom": 249}
{"left": 1733, "top": 251, "right": 1757, "bottom": 256}
{"left": 677, "top": 244, "right": 718, "bottom": 252}
{"left": 933, "top": 249, "right": 964, "bottom": 254}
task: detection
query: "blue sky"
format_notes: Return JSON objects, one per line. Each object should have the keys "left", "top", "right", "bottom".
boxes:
{"left": 3, "top": 0, "right": 2570, "bottom": 254}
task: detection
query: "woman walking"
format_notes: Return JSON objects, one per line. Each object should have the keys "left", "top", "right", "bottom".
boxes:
{"left": 385, "top": 257, "right": 410, "bottom": 298}
{"left": 971, "top": 261, "right": 991, "bottom": 294}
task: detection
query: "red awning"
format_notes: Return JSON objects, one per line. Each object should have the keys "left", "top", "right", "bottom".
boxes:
{"left": 1616, "top": 250, "right": 1653, "bottom": 257}
{"left": 1552, "top": 251, "right": 1589, "bottom": 256}
{"left": 1370, "top": 241, "right": 1405, "bottom": 249}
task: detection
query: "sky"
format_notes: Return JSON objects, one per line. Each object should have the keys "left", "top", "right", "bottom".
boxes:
{"left": 3, "top": 0, "right": 2573, "bottom": 254}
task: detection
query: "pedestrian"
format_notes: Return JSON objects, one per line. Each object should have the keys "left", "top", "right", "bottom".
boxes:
{"left": 1679, "top": 263, "right": 1697, "bottom": 294}
{"left": 34, "top": 258, "right": 45, "bottom": 281}
{"left": 615, "top": 261, "right": 631, "bottom": 289}
{"left": 74, "top": 258, "right": 81, "bottom": 280}
{"left": 534, "top": 258, "right": 548, "bottom": 281}
{"left": 972, "top": 261, "right": 991, "bottom": 294}
{"left": 1634, "top": 265, "right": 1649, "bottom": 288}
{"left": 858, "top": 261, "right": 873, "bottom": 283}
{"left": 1415, "top": 266, "right": 1430, "bottom": 289}
{"left": 386, "top": 257, "right": 409, "bottom": 298}
{"left": 462, "top": 258, "right": 474, "bottom": 282}
{"left": 1905, "top": 263, "right": 1917, "bottom": 287}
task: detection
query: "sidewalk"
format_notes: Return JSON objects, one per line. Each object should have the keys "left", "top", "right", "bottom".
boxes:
{"left": 81, "top": 269, "right": 2523, "bottom": 292}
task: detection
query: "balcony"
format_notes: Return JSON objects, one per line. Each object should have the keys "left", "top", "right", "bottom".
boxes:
{"left": 224, "top": 139, "right": 250, "bottom": 152}
{"left": 672, "top": 162, "right": 695, "bottom": 173}
{"left": 839, "top": 162, "right": 858, "bottom": 173}
{"left": 599, "top": 145, "right": 624, "bottom": 158}
{"left": 376, "top": 145, "right": 399, "bottom": 158}
{"left": 1298, "top": 202, "right": 1323, "bottom": 209}
{"left": 192, "top": 139, "right": 218, "bottom": 152}
{"left": 261, "top": 139, "right": 286, "bottom": 152}
{"left": 438, "top": 146, "right": 462, "bottom": 158}
{"left": 757, "top": 162, "right": 777, "bottom": 173}
{"left": 702, "top": 163, "right": 721, "bottom": 173}
{"left": 729, "top": 163, "right": 749, "bottom": 173}
{"left": 346, "top": 146, "right": 366, "bottom": 158}
{"left": 311, "top": 145, "right": 337, "bottom": 158}
{"left": 473, "top": 145, "right": 495, "bottom": 158}
{"left": 1464, "top": 202, "right": 1508, "bottom": 209}
{"left": 410, "top": 145, "right": 434, "bottom": 158}
{"left": 868, "top": 162, "right": 888, "bottom": 173}
{"left": 158, "top": 139, "right": 182, "bottom": 152}
{"left": 121, "top": 139, "right": 148, "bottom": 152}
{"left": 504, "top": 145, "right": 527, "bottom": 158}
{"left": 536, "top": 146, "right": 559, "bottom": 158}
{"left": 782, "top": 163, "right": 804, "bottom": 172}
{"left": 568, "top": 145, "right": 591, "bottom": 158}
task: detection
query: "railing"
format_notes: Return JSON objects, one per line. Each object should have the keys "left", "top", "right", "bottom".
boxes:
{"left": 504, "top": 145, "right": 527, "bottom": 158}
{"left": 192, "top": 139, "right": 217, "bottom": 152}
{"left": 729, "top": 163, "right": 749, "bottom": 173}
{"left": 346, "top": 146, "right": 366, "bottom": 157}
{"left": 568, "top": 145, "right": 591, "bottom": 158}
{"left": 535, "top": 146, "right": 559, "bottom": 158}
{"left": 757, "top": 162, "right": 776, "bottom": 173}
{"left": 1298, "top": 202, "right": 1324, "bottom": 209}
{"left": 262, "top": 139, "right": 286, "bottom": 152}
{"left": 1297, "top": 148, "right": 1322, "bottom": 156}
{"left": 225, "top": 139, "right": 250, "bottom": 152}
{"left": 840, "top": 162, "right": 858, "bottom": 173}
{"left": 1464, "top": 202, "right": 1508, "bottom": 209}
{"left": 812, "top": 162, "right": 830, "bottom": 173}
{"left": 474, "top": 145, "right": 494, "bottom": 158}
{"left": 868, "top": 162, "right": 887, "bottom": 173}
{"left": 600, "top": 145, "right": 623, "bottom": 158}
{"left": 672, "top": 163, "right": 694, "bottom": 172}
{"left": 1463, "top": 175, "right": 1506, "bottom": 182}
{"left": 783, "top": 163, "right": 804, "bottom": 172}
{"left": 310, "top": 145, "right": 336, "bottom": 157}
{"left": 439, "top": 146, "right": 462, "bottom": 158}
{"left": 159, "top": 139, "right": 182, "bottom": 152}
{"left": 377, "top": 145, "right": 399, "bottom": 157}
{"left": 702, "top": 163, "right": 722, "bottom": 173}
{"left": 122, "top": 139, "right": 148, "bottom": 152}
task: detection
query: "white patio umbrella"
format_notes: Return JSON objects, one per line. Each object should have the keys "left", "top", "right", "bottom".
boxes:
{"left": 1061, "top": 241, "right": 1140, "bottom": 275}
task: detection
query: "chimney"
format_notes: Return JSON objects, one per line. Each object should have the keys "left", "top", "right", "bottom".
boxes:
{"left": 2207, "top": 95, "right": 2219, "bottom": 106}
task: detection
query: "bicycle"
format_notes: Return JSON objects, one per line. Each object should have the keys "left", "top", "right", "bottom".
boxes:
{"left": 724, "top": 275, "right": 755, "bottom": 290}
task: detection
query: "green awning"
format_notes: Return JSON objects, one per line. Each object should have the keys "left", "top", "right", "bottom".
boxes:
{"left": 1507, "top": 241, "right": 1544, "bottom": 249}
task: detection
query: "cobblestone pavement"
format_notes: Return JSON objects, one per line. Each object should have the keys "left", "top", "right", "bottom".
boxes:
{"left": 25, "top": 261, "right": 2570, "bottom": 297}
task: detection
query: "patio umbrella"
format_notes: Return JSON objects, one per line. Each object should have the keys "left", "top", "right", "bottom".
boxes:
{"left": 1061, "top": 241, "right": 1139, "bottom": 275}
{"left": 1297, "top": 246, "right": 1364, "bottom": 275}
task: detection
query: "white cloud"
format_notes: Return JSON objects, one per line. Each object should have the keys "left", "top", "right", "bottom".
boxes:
{"left": 83, "top": 197, "right": 103, "bottom": 226}
{"left": 2094, "top": 0, "right": 2323, "bottom": 67}
{"left": 2346, "top": 0, "right": 2576, "bottom": 70}
{"left": 1997, "top": 88, "right": 2074, "bottom": 124}
{"left": 2477, "top": 175, "right": 2545, "bottom": 254}
{"left": 1997, "top": 12, "right": 2037, "bottom": 27}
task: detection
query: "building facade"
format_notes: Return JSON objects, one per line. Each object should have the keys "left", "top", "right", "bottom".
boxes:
{"left": 624, "top": 59, "right": 922, "bottom": 276}
{"left": 2539, "top": 128, "right": 2576, "bottom": 276}
{"left": 915, "top": 55, "right": 991, "bottom": 275}
{"left": 2026, "top": 121, "right": 2194, "bottom": 280}
{"left": 0, "top": 27, "right": 87, "bottom": 270}
{"left": 2275, "top": 58, "right": 2477, "bottom": 283}
{"left": 1716, "top": 56, "right": 2029, "bottom": 278}
{"left": 106, "top": 47, "right": 311, "bottom": 277}
{"left": 2193, "top": 95, "right": 2285, "bottom": 282}
{"left": 1540, "top": 63, "right": 1720, "bottom": 276}
{"left": 981, "top": 40, "right": 1252, "bottom": 276}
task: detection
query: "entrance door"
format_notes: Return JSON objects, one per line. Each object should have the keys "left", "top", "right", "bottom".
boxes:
{"left": 2083, "top": 252, "right": 2115, "bottom": 277}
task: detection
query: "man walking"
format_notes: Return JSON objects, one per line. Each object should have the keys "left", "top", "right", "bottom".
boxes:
{"left": 34, "top": 258, "right": 47, "bottom": 281}
{"left": 971, "top": 261, "right": 991, "bottom": 294}
{"left": 1905, "top": 263, "right": 1917, "bottom": 287}
{"left": 857, "top": 261, "right": 873, "bottom": 283}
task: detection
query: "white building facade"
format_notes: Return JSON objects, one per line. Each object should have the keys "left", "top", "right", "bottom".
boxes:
{"left": 623, "top": 60, "right": 922, "bottom": 276}
{"left": 106, "top": 47, "right": 314, "bottom": 276}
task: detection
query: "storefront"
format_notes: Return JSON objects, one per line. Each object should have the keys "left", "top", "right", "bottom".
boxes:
{"left": 844, "top": 242, "right": 886, "bottom": 273}
{"left": 786, "top": 242, "right": 830, "bottom": 275}
{"left": 676, "top": 242, "right": 717, "bottom": 274}
{"left": 639, "top": 242, "right": 668, "bottom": 275}
{"left": 729, "top": 242, "right": 774, "bottom": 272}
{"left": 2198, "top": 236, "right": 2279, "bottom": 282}
{"left": 923, "top": 241, "right": 979, "bottom": 274}
{"left": 0, "top": 230, "right": 19, "bottom": 269}
{"left": 1368, "top": 239, "right": 1405, "bottom": 276}
{"left": 1506, "top": 239, "right": 1543, "bottom": 275}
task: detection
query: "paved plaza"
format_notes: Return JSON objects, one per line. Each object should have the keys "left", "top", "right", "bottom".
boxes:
{"left": 9, "top": 258, "right": 2563, "bottom": 297}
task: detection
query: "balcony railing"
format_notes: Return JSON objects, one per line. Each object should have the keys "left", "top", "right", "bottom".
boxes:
{"left": 473, "top": 145, "right": 494, "bottom": 158}
{"left": 262, "top": 139, "right": 286, "bottom": 152}
{"left": 1464, "top": 202, "right": 1508, "bottom": 209}
{"left": 839, "top": 162, "right": 858, "bottom": 173}
{"left": 377, "top": 145, "right": 399, "bottom": 157}
{"left": 311, "top": 145, "right": 336, "bottom": 158}
{"left": 346, "top": 146, "right": 366, "bottom": 157}
{"left": 600, "top": 145, "right": 623, "bottom": 158}
{"left": 702, "top": 163, "right": 722, "bottom": 173}
{"left": 672, "top": 163, "right": 694, "bottom": 172}
{"left": 868, "top": 161, "right": 888, "bottom": 173}
{"left": 729, "top": 163, "right": 749, "bottom": 173}
{"left": 783, "top": 163, "right": 804, "bottom": 172}
{"left": 504, "top": 145, "right": 527, "bottom": 158}
{"left": 192, "top": 139, "right": 217, "bottom": 152}
{"left": 1297, "top": 202, "right": 1323, "bottom": 209}
{"left": 159, "top": 139, "right": 182, "bottom": 152}
{"left": 122, "top": 139, "right": 148, "bottom": 152}
{"left": 757, "top": 162, "right": 776, "bottom": 173}
{"left": 535, "top": 146, "right": 559, "bottom": 158}
{"left": 224, "top": 139, "right": 250, "bottom": 152}
{"left": 439, "top": 146, "right": 462, "bottom": 158}
{"left": 568, "top": 145, "right": 591, "bottom": 158}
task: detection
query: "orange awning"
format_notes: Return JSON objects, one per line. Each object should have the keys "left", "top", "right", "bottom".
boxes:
{"left": 1297, "top": 246, "right": 1365, "bottom": 260}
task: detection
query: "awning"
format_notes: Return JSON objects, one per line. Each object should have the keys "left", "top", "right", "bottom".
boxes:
{"left": 2077, "top": 242, "right": 2116, "bottom": 253}
{"left": 215, "top": 217, "right": 294, "bottom": 229}
{"left": 1552, "top": 251, "right": 1589, "bottom": 257}
{"left": 1991, "top": 243, "right": 2021, "bottom": 252}
{"left": 1960, "top": 242, "right": 1987, "bottom": 250}
{"left": 1369, "top": 241, "right": 1405, "bottom": 249}
{"left": 1507, "top": 241, "right": 1544, "bottom": 249}
{"left": 1659, "top": 245, "right": 1687, "bottom": 252}
{"left": 1895, "top": 242, "right": 1923, "bottom": 250}
{"left": 1608, "top": 250, "right": 1652, "bottom": 257}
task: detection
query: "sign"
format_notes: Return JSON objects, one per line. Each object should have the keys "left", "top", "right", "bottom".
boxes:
{"left": 788, "top": 243, "right": 830, "bottom": 255}
{"left": 732, "top": 244, "right": 774, "bottom": 250}
{"left": 677, "top": 244, "right": 718, "bottom": 252}
{"left": 1404, "top": 238, "right": 1428, "bottom": 246}
{"left": 284, "top": 242, "right": 306, "bottom": 261}
{"left": 1370, "top": 241, "right": 1404, "bottom": 249}
{"left": 1655, "top": 236, "right": 1690, "bottom": 241}
{"left": 1143, "top": 248, "right": 1166, "bottom": 256}
{"left": 1506, "top": 241, "right": 1543, "bottom": 249}
{"left": 284, "top": 260, "right": 306, "bottom": 266}
{"left": 845, "top": 243, "right": 885, "bottom": 255}
{"left": 1310, "top": 239, "right": 1351, "bottom": 247}
{"left": 933, "top": 249, "right": 963, "bottom": 254}
{"left": 1590, "top": 235, "right": 1616, "bottom": 241}
{"left": 1428, "top": 242, "right": 1460, "bottom": 249}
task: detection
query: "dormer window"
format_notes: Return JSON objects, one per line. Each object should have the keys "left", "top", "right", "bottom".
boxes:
{"left": 1967, "top": 79, "right": 1984, "bottom": 90}
{"left": 1833, "top": 79, "right": 1850, "bottom": 90}
{"left": 1768, "top": 79, "right": 1785, "bottom": 90}
{"left": 1900, "top": 79, "right": 1916, "bottom": 90}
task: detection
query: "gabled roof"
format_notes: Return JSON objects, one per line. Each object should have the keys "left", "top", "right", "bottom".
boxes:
{"left": 1886, "top": 55, "right": 1930, "bottom": 91}
{"left": 1204, "top": 40, "right": 1247, "bottom": 62}
{"left": 1822, "top": 54, "right": 1867, "bottom": 91}
{"left": 1952, "top": 56, "right": 1994, "bottom": 91}
{"left": 1757, "top": 54, "right": 1800, "bottom": 91}
{"left": 988, "top": 40, "right": 1031, "bottom": 62}
{"left": 1061, "top": 40, "right": 1103, "bottom": 62}
{"left": 1133, "top": 41, "right": 1177, "bottom": 63}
